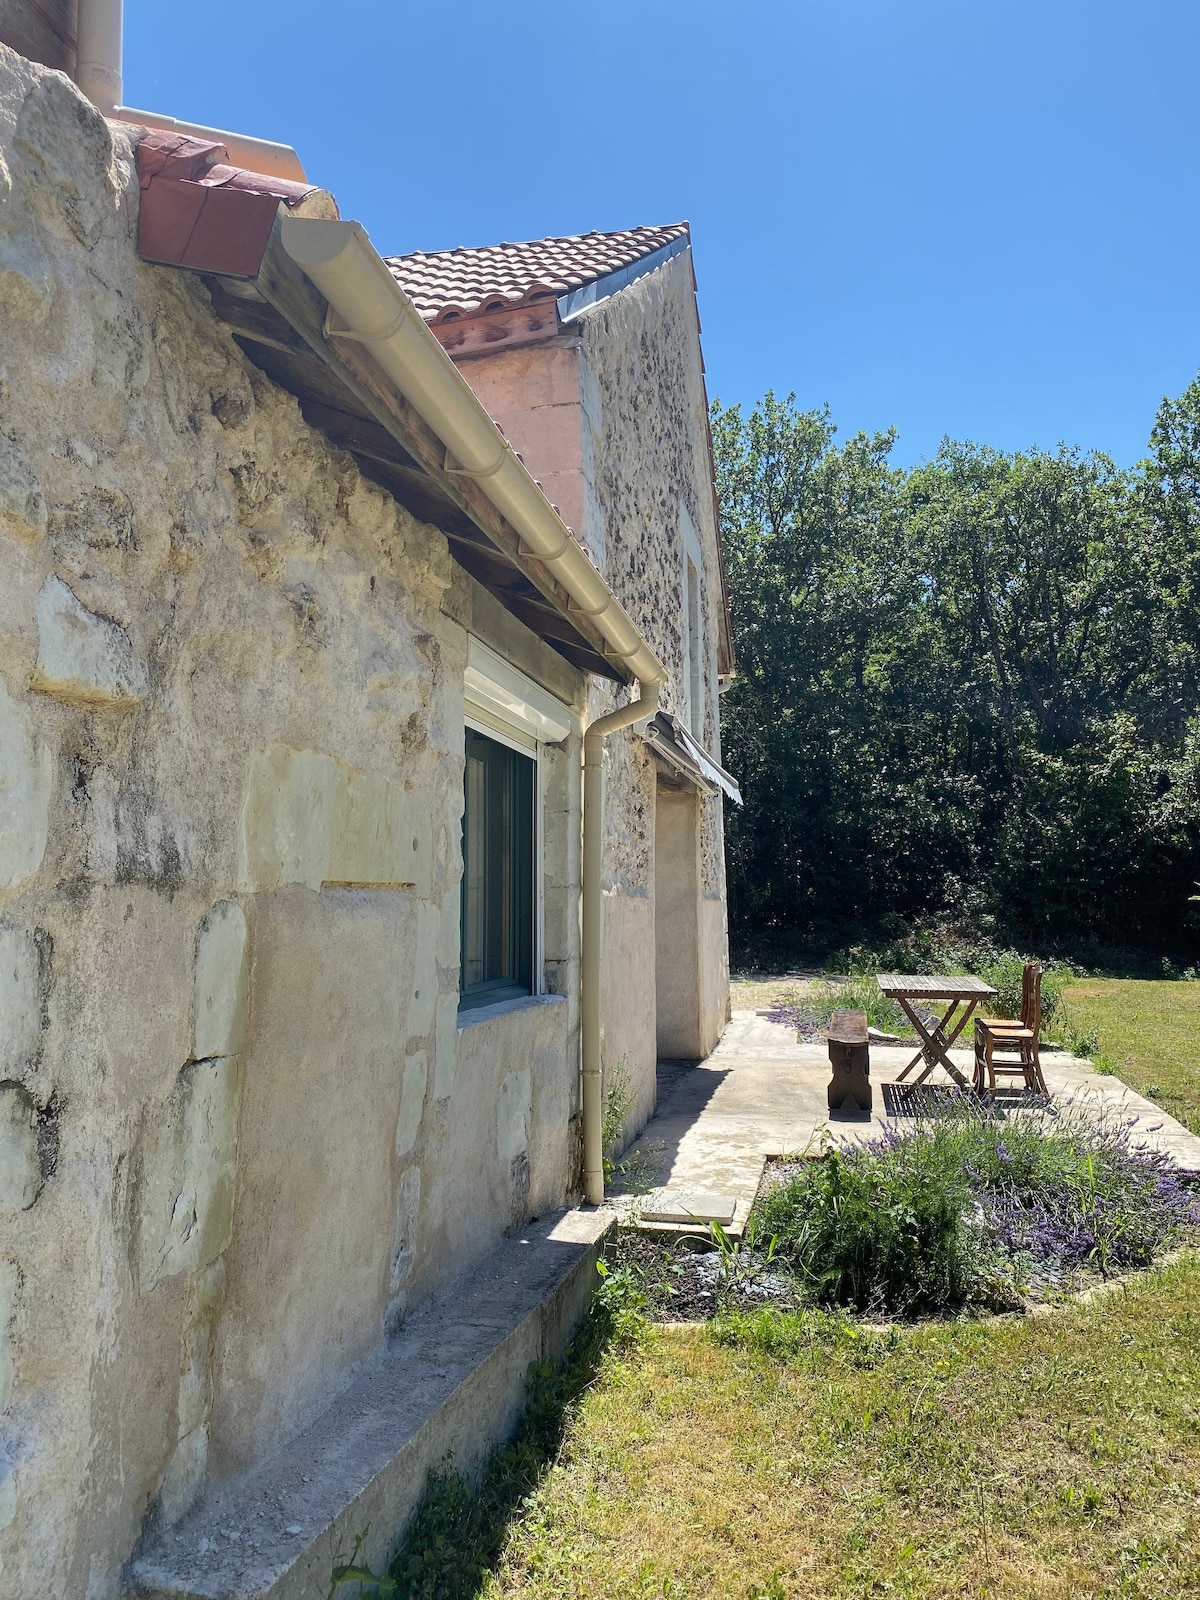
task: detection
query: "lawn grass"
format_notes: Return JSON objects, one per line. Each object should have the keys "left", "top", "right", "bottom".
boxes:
{"left": 481, "top": 1256, "right": 1200, "bottom": 1600}
{"left": 1058, "top": 978, "right": 1200, "bottom": 1134}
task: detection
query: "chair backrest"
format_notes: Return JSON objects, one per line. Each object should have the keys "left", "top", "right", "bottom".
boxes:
{"left": 1021, "top": 961, "right": 1042, "bottom": 1036}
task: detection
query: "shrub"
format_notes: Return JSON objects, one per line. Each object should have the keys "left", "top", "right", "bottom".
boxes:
{"left": 756, "top": 1131, "right": 981, "bottom": 1316}
{"left": 837, "top": 932, "right": 1070, "bottom": 1028}
{"left": 754, "top": 1099, "right": 1197, "bottom": 1317}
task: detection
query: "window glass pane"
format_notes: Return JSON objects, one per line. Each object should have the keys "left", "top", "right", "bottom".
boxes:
{"left": 460, "top": 728, "right": 535, "bottom": 1007}
{"left": 464, "top": 745, "right": 486, "bottom": 988}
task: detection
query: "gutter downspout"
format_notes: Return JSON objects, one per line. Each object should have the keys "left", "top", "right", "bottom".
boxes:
{"left": 278, "top": 216, "right": 668, "bottom": 1206}
{"left": 74, "top": 0, "right": 121, "bottom": 117}
{"left": 581, "top": 683, "right": 659, "bottom": 1203}
{"left": 74, "top": 0, "right": 307, "bottom": 181}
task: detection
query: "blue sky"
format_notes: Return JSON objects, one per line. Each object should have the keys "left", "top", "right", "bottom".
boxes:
{"left": 125, "top": 0, "right": 1200, "bottom": 468}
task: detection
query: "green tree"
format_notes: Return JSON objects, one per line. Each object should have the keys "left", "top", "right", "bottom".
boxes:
{"left": 714, "top": 382, "right": 1200, "bottom": 954}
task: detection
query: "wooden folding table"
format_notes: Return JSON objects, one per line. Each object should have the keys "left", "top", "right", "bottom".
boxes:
{"left": 876, "top": 974, "right": 997, "bottom": 1088}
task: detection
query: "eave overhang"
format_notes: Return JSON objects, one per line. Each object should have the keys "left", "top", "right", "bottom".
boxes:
{"left": 134, "top": 132, "right": 628, "bottom": 683}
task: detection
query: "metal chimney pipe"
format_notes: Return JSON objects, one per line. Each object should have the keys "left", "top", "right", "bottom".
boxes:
{"left": 75, "top": 0, "right": 122, "bottom": 116}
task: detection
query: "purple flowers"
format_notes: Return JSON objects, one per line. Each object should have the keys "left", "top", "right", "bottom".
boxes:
{"left": 805, "top": 1098, "right": 1198, "bottom": 1306}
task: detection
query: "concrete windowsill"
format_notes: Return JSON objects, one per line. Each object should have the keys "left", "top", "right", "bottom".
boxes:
{"left": 457, "top": 992, "right": 568, "bottom": 1029}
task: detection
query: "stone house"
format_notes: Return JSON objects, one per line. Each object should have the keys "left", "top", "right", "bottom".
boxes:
{"left": 0, "top": 10, "right": 736, "bottom": 1596}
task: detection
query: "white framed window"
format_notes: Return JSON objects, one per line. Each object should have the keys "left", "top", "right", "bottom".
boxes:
{"left": 461, "top": 640, "right": 570, "bottom": 1011}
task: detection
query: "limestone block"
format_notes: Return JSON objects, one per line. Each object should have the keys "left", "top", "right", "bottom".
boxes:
{"left": 542, "top": 885, "right": 577, "bottom": 965}
{"left": 193, "top": 903, "right": 249, "bottom": 1061}
{"left": 0, "top": 1451, "right": 13, "bottom": 1575}
{"left": 0, "top": 681, "right": 50, "bottom": 890}
{"left": 436, "top": 892, "right": 460, "bottom": 970}
{"left": 433, "top": 994, "right": 459, "bottom": 1100}
{"left": 0, "top": 229, "right": 54, "bottom": 329}
{"left": 0, "top": 928, "right": 46, "bottom": 1077}
{"left": 176, "top": 1258, "right": 225, "bottom": 1439}
{"left": 133, "top": 1057, "right": 242, "bottom": 1295}
{"left": 406, "top": 904, "right": 439, "bottom": 1039}
{"left": 0, "top": 1083, "right": 40, "bottom": 1211}
{"left": 0, "top": 1258, "right": 16, "bottom": 1412}
{"left": 328, "top": 769, "right": 423, "bottom": 889}
{"left": 237, "top": 747, "right": 337, "bottom": 893}
{"left": 395, "top": 1053, "right": 427, "bottom": 1159}
{"left": 0, "top": 440, "right": 46, "bottom": 541}
{"left": 390, "top": 1166, "right": 420, "bottom": 1292}
{"left": 158, "top": 1424, "right": 208, "bottom": 1529}
{"left": 237, "top": 746, "right": 431, "bottom": 894}
{"left": 13, "top": 71, "right": 114, "bottom": 248}
{"left": 31, "top": 574, "right": 148, "bottom": 707}
{"left": 497, "top": 1070, "right": 532, "bottom": 1165}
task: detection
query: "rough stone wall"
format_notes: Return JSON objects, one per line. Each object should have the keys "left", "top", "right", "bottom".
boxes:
{"left": 579, "top": 253, "right": 728, "bottom": 894}
{"left": 578, "top": 252, "right": 731, "bottom": 1111}
{"left": 0, "top": 49, "right": 580, "bottom": 1597}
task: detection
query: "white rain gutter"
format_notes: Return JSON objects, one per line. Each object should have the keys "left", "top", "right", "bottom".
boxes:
{"left": 580, "top": 684, "right": 659, "bottom": 1202}
{"left": 74, "top": 0, "right": 307, "bottom": 181}
{"left": 279, "top": 216, "right": 667, "bottom": 1207}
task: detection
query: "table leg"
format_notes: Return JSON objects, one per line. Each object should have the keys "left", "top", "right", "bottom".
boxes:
{"left": 893, "top": 997, "right": 974, "bottom": 1089}
{"left": 895, "top": 995, "right": 938, "bottom": 1079}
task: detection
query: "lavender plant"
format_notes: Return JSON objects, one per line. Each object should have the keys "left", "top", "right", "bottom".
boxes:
{"left": 754, "top": 1097, "right": 1197, "bottom": 1316}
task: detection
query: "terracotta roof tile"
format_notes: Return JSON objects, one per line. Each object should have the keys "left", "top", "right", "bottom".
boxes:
{"left": 385, "top": 224, "right": 689, "bottom": 325}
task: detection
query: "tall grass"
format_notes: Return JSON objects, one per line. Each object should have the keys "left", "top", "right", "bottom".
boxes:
{"left": 802, "top": 975, "right": 909, "bottom": 1034}
{"left": 836, "top": 935, "right": 1071, "bottom": 1030}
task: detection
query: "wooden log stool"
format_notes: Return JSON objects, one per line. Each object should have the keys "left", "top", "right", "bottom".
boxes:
{"left": 827, "top": 1009, "right": 872, "bottom": 1112}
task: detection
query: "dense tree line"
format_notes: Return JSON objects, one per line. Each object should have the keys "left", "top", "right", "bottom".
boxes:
{"left": 713, "top": 378, "right": 1200, "bottom": 955}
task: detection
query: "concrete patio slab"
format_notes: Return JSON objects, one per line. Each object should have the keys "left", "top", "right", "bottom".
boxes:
{"left": 611, "top": 1011, "right": 1200, "bottom": 1236}
{"left": 638, "top": 1192, "right": 737, "bottom": 1226}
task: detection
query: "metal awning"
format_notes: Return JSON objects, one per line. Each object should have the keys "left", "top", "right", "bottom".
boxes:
{"left": 640, "top": 712, "right": 742, "bottom": 804}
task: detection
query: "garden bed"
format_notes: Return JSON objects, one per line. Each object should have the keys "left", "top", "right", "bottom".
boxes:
{"left": 611, "top": 1097, "right": 1199, "bottom": 1324}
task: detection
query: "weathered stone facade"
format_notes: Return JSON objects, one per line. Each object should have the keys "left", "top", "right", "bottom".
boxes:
{"left": 456, "top": 251, "right": 732, "bottom": 1132}
{"left": 581, "top": 253, "right": 731, "bottom": 1114}
{"left": 0, "top": 40, "right": 731, "bottom": 1599}
{"left": 0, "top": 49, "right": 592, "bottom": 1597}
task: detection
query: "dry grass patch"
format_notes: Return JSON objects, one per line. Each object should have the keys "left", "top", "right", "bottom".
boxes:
{"left": 729, "top": 972, "right": 814, "bottom": 1013}
{"left": 483, "top": 1257, "right": 1200, "bottom": 1600}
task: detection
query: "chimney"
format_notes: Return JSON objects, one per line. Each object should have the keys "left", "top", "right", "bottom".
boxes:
{"left": 74, "top": 0, "right": 120, "bottom": 114}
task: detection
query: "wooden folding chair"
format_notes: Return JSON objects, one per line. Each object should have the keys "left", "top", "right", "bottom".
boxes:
{"left": 973, "top": 961, "right": 1047, "bottom": 1097}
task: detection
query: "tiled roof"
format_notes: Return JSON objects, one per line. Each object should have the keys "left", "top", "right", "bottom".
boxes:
{"left": 385, "top": 224, "right": 689, "bottom": 325}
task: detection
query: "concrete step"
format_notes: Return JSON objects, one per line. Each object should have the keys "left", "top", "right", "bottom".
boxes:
{"left": 127, "top": 1208, "right": 611, "bottom": 1600}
